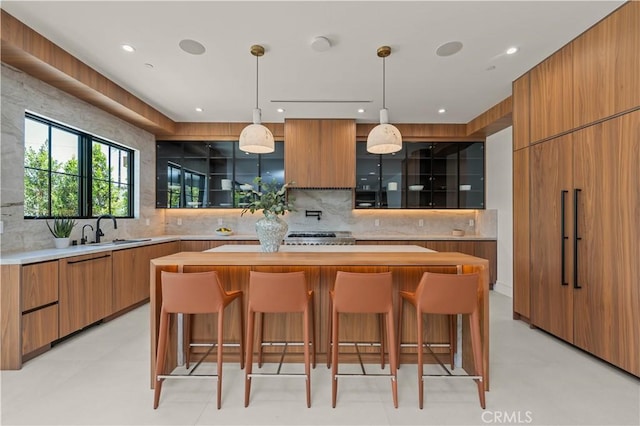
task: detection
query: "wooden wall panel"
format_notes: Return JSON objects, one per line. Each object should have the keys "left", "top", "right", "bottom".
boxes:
{"left": 572, "top": 1, "right": 640, "bottom": 128}
{"left": 512, "top": 148, "right": 530, "bottom": 319}
{"left": 466, "top": 96, "right": 513, "bottom": 138}
{"left": 529, "top": 45, "right": 573, "bottom": 143}
{"left": 512, "top": 74, "right": 530, "bottom": 150}
{"left": 1, "top": 265, "right": 22, "bottom": 369}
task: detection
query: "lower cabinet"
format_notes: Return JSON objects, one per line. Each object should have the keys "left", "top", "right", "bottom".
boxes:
{"left": 59, "top": 252, "right": 113, "bottom": 338}
{"left": 112, "top": 241, "right": 179, "bottom": 312}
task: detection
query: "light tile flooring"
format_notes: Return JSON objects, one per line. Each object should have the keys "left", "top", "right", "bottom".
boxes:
{"left": 1, "top": 292, "right": 638, "bottom": 426}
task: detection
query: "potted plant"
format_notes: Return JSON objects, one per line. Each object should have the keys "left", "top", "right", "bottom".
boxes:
{"left": 46, "top": 216, "right": 77, "bottom": 248}
{"left": 240, "top": 177, "right": 295, "bottom": 252}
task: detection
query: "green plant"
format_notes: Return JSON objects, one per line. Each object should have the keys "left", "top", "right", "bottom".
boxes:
{"left": 239, "top": 177, "right": 295, "bottom": 217}
{"left": 46, "top": 217, "right": 77, "bottom": 238}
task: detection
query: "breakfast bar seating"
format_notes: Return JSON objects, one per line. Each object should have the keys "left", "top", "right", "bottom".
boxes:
{"left": 149, "top": 246, "right": 491, "bottom": 397}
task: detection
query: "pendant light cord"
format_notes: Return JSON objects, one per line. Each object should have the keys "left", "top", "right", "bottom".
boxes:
{"left": 255, "top": 54, "right": 259, "bottom": 109}
{"left": 382, "top": 55, "right": 386, "bottom": 109}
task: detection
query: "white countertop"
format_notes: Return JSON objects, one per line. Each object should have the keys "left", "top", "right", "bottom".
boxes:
{"left": 0, "top": 236, "right": 179, "bottom": 265}
{"left": 206, "top": 244, "right": 435, "bottom": 253}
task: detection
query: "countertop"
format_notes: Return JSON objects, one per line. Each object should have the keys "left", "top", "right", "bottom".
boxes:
{"left": 1, "top": 232, "right": 495, "bottom": 265}
{"left": 0, "top": 236, "right": 180, "bottom": 265}
{"left": 207, "top": 244, "right": 435, "bottom": 253}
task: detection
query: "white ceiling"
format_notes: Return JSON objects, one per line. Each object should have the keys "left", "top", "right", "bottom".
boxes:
{"left": 2, "top": 1, "right": 625, "bottom": 125}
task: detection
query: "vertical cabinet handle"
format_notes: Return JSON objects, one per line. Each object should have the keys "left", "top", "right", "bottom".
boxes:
{"left": 561, "top": 190, "right": 569, "bottom": 286}
{"left": 573, "top": 188, "right": 582, "bottom": 289}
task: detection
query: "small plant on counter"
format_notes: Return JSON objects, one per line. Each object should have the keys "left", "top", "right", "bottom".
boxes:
{"left": 46, "top": 216, "right": 77, "bottom": 238}
{"left": 239, "top": 177, "right": 295, "bottom": 217}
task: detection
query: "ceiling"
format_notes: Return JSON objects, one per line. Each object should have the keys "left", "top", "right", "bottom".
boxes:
{"left": 1, "top": 1, "right": 625, "bottom": 125}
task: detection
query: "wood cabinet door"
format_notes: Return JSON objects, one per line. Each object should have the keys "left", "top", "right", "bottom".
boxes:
{"left": 513, "top": 148, "right": 530, "bottom": 318}
{"left": 529, "top": 45, "right": 574, "bottom": 143}
{"left": 59, "top": 253, "right": 113, "bottom": 337}
{"left": 572, "top": 110, "right": 640, "bottom": 376}
{"left": 112, "top": 242, "right": 180, "bottom": 312}
{"left": 572, "top": 1, "right": 640, "bottom": 128}
{"left": 530, "top": 134, "right": 574, "bottom": 342}
{"left": 285, "top": 119, "right": 355, "bottom": 188}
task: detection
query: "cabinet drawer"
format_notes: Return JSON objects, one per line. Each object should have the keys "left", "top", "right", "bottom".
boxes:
{"left": 22, "top": 304, "right": 59, "bottom": 355}
{"left": 22, "top": 261, "right": 59, "bottom": 312}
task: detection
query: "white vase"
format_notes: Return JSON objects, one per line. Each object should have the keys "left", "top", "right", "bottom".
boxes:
{"left": 255, "top": 213, "right": 288, "bottom": 252}
{"left": 54, "top": 237, "right": 71, "bottom": 249}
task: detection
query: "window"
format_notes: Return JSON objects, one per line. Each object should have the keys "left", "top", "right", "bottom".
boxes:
{"left": 23, "top": 113, "right": 134, "bottom": 218}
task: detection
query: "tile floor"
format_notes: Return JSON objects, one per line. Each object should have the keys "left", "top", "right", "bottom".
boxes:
{"left": 1, "top": 292, "right": 638, "bottom": 425}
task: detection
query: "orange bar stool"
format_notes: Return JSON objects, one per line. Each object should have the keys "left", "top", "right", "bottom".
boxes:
{"left": 330, "top": 271, "right": 398, "bottom": 408}
{"left": 153, "top": 271, "right": 244, "bottom": 409}
{"left": 244, "top": 271, "right": 315, "bottom": 407}
{"left": 397, "top": 272, "right": 485, "bottom": 409}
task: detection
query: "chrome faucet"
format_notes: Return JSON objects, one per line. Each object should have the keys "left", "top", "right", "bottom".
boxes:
{"left": 81, "top": 224, "right": 94, "bottom": 245}
{"left": 96, "top": 214, "right": 118, "bottom": 243}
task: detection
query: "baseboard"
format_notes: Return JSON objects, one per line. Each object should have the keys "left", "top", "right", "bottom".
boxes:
{"left": 493, "top": 281, "right": 512, "bottom": 298}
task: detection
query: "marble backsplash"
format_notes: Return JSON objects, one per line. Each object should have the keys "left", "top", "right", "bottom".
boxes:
{"left": 164, "top": 189, "right": 497, "bottom": 238}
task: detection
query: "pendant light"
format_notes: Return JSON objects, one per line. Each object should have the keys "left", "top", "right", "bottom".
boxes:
{"left": 367, "top": 46, "right": 402, "bottom": 154}
{"left": 239, "top": 44, "right": 275, "bottom": 154}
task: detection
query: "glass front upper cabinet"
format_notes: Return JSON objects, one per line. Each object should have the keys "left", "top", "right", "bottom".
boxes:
{"left": 355, "top": 141, "right": 484, "bottom": 209}
{"left": 156, "top": 141, "right": 284, "bottom": 208}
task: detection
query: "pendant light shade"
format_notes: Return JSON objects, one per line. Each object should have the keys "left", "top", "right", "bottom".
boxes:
{"left": 239, "top": 45, "right": 274, "bottom": 154}
{"left": 367, "top": 46, "right": 402, "bottom": 154}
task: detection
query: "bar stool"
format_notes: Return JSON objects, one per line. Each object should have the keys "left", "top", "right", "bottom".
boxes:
{"left": 153, "top": 271, "right": 244, "bottom": 409}
{"left": 397, "top": 272, "right": 485, "bottom": 409}
{"left": 244, "top": 271, "right": 315, "bottom": 407}
{"left": 330, "top": 271, "right": 398, "bottom": 408}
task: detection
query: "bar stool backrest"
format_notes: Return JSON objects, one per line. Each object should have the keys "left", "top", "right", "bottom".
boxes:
{"left": 334, "top": 271, "right": 393, "bottom": 313}
{"left": 248, "top": 271, "right": 307, "bottom": 312}
{"left": 161, "top": 271, "right": 225, "bottom": 314}
{"left": 416, "top": 272, "right": 480, "bottom": 315}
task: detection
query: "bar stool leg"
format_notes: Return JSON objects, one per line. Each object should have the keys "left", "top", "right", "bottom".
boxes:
{"left": 331, "top": 308, "right": 339, "bottom": 408}
{"left": 244, "top": 309, "right": 256, "bottom": 407}
{"left": 184, "top": 313, "right": 191, "bottom": 369}
{"left": 257, "top": 313, "right": 265, "bottom": 368}
{"left": 238, "top": 295, "right": 245, "bottom": 370}
{"left": 326, "top": 297, "right": 333, "bottom": 368}
{"left": 311, "top": 293, "right": 316, "bottom": 368}
{"left": 304, "top": 305, "right": 311, "bottom": 408}
{"left": 449, "top": 314, "right": 456, "bottom": 369}
{"left": 386, "top": 310, "right": 398, "bottom": 408}
{"left": 396, "top": 297, "right": 404, "bottom": 369}
{"left": 470, "top": 310, "right": 486, "bottom": 408}
{"left": 378, "top": 313, "right": 386, "bottom": 369}
{"left": 417, "top": 310, "right": 425, "bottom": 409}
{"left": 153, "top": 308, "right": 170, "bottom": 409}
{"left": 216, "top": 310, "right": 224, "bottom": 409}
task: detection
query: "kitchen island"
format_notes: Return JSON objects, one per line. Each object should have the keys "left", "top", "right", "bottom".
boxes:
{"left": 149, "top": 245, "right": 490, "bottom": 389}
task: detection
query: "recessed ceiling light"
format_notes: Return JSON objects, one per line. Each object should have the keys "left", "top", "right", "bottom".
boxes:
{"left": 179, "top": 39, "right": 206, "bottom": 55}
{"left": 310, "top": 36, "right": 331, "bottom": 52}
{"left": 436, "top": 41, "right": 463, "bottom": 57}
{"left": 506, "top": 47, "right": 519, "bottom": 55}
{"left": 121, "top": 44, "right": 135, "bottom": 53}
{"left": 276, "top": 108, "right": 285, "bottom": 113}
{"left": 195, "top": 107, "right": 204, "bottom": 112}
{"left": 438, "top": 108, "right": 447, "bottom": 114}
{"left": 357, "top": 108, "right": 366, "bottom": 113}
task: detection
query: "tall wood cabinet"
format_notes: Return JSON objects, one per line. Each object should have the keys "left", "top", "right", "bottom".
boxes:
{"left": 284, "top": 119, "right": 356, "bottom": 188}
{"left": 512, "top": 2, "right": 639, "bottom": 377}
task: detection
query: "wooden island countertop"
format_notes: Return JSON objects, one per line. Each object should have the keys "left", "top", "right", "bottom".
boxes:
{"left": 149, "top": 246, "right": 490, "bottom": 389}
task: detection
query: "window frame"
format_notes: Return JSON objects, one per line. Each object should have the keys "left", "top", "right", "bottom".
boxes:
{"left": 23, "top": 112, "right": 135, "bottom": 219}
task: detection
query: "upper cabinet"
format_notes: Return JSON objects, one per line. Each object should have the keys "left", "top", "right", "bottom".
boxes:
{"left": 572, "top": 1, "right": 640, "bottom": 128}
{"left": 355, "top": 141, "right": 484, "bottom": 209}
{"left": 156, "top": 141, "right": 284, "bottom": 208}
{"left": 529, "top": 44, "right": 574, "bottom": 143}
{"left": 284, "top": 119, "right": 356, "bottom": 188}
